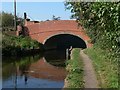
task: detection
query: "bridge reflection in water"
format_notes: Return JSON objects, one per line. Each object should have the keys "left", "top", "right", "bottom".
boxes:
{"left": 2, "top": 50, "right": 67, "bottom": 88}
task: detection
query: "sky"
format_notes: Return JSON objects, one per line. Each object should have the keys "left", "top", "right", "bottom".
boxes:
{"left": 1, "top": 2, "right": 73, "bottom": 21}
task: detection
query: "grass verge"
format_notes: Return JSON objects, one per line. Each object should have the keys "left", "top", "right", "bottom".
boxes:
{"left": 84, "top": 46, "right": 118, "bottom": 88}
{"left": 64, "top": 48, "right": 84, "bottom": 88}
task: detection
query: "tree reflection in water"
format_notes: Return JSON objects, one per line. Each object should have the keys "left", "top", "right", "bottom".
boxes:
{"left": 2, "top": 50, "right": 67, "bottom": 88}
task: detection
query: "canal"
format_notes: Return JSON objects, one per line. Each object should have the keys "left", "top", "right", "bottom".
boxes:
{"left": 2, "top": 50, "right": 67, "bottom": 89}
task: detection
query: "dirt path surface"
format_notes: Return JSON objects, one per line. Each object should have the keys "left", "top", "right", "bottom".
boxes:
{"left": 80, "top": 50, "right": 99, "bottom": 88}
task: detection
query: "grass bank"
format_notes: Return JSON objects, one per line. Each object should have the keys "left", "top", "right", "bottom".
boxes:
{"left": 64, "top": 48, "right": 84, "bottom": 88}
{"left": 84, "top": 46, "right": 118, "bottom": 88}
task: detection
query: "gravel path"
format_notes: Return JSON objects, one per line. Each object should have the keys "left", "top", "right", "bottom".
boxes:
{"left": 80, "top": 50, "right": 99, "bottom": 88}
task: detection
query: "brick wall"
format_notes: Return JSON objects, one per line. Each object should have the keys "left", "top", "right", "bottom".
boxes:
{"left": 24, "top": 20, "right": 92, "bottom": 48}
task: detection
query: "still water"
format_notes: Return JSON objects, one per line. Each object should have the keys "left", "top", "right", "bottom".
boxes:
{"left": 2, "top": 50, "right": 67, "bottom": 89}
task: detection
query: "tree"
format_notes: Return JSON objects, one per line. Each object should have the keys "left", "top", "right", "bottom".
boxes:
{"left": 1, "top": 12, "right": 24, "bottom": 31}
{"left": 1, "top": 12, "right": 14, "bottom": 28}
{"left": 52, "top": 15, "right": 61, "bottom": 20}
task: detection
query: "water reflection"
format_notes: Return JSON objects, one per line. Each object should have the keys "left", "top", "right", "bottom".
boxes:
{"left": 2, "top": 50, "right": 67, "bottom": 88}
{"left": 44, "top": 49, "right": 66, "bottom": 67}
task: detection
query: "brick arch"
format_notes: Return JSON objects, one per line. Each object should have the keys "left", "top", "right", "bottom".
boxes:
{"left": 44, "top": 33, "right": 87, "bottom": 50}
{"left": 43, "top": 33, "right": 87, "bottom": 45}
{"left": 22, "top": 20, "right": 92, "bottom": 48}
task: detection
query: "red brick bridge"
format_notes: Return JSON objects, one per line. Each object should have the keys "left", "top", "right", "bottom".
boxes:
{"left": 18, "top": 19, "right": 92, "bottom": 50}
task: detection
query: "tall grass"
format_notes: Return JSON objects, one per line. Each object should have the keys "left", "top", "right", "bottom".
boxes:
{"left": 65, "top": 48, "right": 84, "bottom": 88}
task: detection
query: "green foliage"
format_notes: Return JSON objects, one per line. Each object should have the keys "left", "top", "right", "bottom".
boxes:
{"left": 2, "top": 34, "right": 44, "bottom": 56}
{"left": 3, "top": 35, "right": 42, "bottom": 49}
{"left": 1, "top": 12, "right": 14, "bottom": 27}
{"left": 65, "top": 2, "right": 120, "bottom": 59}
{"left": 65, "top": 2, "right": 119, "bottom": 88}
{"left": 65, "top": 49, "right": 84, "bottom": 88}
{"left": 1, "top": 12, "right": 24, "bottom": 31}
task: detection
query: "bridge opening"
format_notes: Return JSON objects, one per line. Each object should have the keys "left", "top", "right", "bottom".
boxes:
{"left": 44, "top": 34, "right": 87, "bottom": 50}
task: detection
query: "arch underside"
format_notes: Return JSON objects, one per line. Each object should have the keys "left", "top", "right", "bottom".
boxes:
{"left": 44, "top": 34, "right": 87, "bottom": 50}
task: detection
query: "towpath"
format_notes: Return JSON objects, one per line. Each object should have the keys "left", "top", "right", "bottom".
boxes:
{"left": 80, "top": 50, "right": 99, "bottom": 88}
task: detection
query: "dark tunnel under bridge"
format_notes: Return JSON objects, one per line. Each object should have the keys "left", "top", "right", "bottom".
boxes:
{"left": 43, "top": 34, "right": 87, "bottom": 50}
